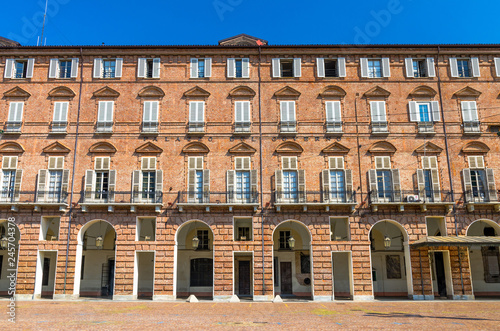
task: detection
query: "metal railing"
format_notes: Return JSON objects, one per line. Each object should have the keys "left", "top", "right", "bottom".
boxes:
{"left": 464, "top": 189, "right": 498, "bottom": 203}
{"left": 188, "top": 122, "right": 205, "bottom": 133}
{"left": 275, "top": 190, "right": 356, "bottom": 204}
{"left": 51, "top": 121, "right": 68, "bottom": 133}
{"left": 463, "top": 121, "right": 481, "bottom": 133}
{"left": 82, "top": 190, "right": 162, "bottom": 204}
{"left": 280, "top": 120, "right": 297, "bottom": 133}
{"left": 417, "top": 121, "right": 435, "bottom": 133}
{"left": 326, "top": 121, "right": 343, "bottom": 133}
{"left": 142, "top": 121, "right": 159, "bottom": 133}
{"left": 0, "top": 190, "right": 68, "bottom": 204}
{"left": 234, "top": 122, "right": 251, "bottom": 133}
{"left": 5, "top": 121, "right": 22, "bottom": 133}
{"left": 371, "top": 121, "right": 389, "bottom": 133}
{"left": 369, "top": 190, "right": 453, "bottom": 204}
{"left": 96, "top": 121, "right": 113, "bottom": 133}
{"left": 178, "top": 191, "right": 259, "bottom": 204}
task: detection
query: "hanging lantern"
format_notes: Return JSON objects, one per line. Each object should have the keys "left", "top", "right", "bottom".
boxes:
{"left": 384, "top": 235, "right": 391, "bottom": 249}
{"left": 288, "top": 236, "right": 296, "bottom": 249}
{"left": 0, "top": 236, "right": 7, "bottom": 249}
{"left": 192, "top": 236, "right": 200, "bottom": 249}
{"left": 95, "top": 236, "right": 104, "bottom": 248}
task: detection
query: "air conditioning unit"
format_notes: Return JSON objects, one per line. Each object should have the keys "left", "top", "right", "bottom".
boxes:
{"left": 405, "top": 195, "right": 420, "bottom": 202}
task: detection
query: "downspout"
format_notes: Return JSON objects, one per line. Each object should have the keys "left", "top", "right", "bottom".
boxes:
{"left": 257, "top": 45, "right": 266, "bottom": 295}
{"left": 63, "top": 47, "right": 84, "bottom": 294}
{"left": 354, "top": 94, "right": 363, "bottom": 205}
{"left": 436, "top": 46, "right": 465, "bottom": 296}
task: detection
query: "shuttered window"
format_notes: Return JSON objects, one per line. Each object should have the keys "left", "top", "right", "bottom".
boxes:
{"left": 370, "top": 101, "right": 387, "bottom": 123}
{"left": 461, "top": 101, "right": 479, "bottom": 122}
{"left": 272, "top": 58, "right": 301, "bottom": 77}
{"left": 53, "top": 102, "right": 69, "bottom": 130}
{"left": 235, "top": 101, "right": 251, "bottom": 124}
{"left": 227, "top": 58, "right": 250, "bottom": 78}
{"left": 280, "top": 101, "right": 296, "bottom": 132}
{"left": 7, "top": 102, "right": 24, "bottom": 123}
{"left": 409, "top": 101, "right": 440, "bottom": 122}
{"left": 138, "top": 58, "right": 160, "bottom": 78}
{"left": 143, "top": 101, "right": 159, "bottom": 123}
{"left": 1, "top": 156, "right": 21, "bottom": 201}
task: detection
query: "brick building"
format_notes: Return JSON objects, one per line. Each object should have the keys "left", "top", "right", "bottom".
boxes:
{"left": 0, "top": 34, "right": 499, "bottom": 302}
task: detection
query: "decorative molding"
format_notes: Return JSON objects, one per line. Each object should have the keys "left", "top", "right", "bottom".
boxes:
{"left": 183, "top": 86, "right": 210, "bottom": 98}
{"left": 218, "top": 34, "right": 268, "bottom": 46}
{"left": 42, "top": 142, "right": 71, "bottom": 154}
{"left": 92, "top": 86, "right": 120, "bottom": 98}
{"left": 409, "top": 85, "right": 437, "bottom": 98}
{"left": 322, "top": 142, "right": 350, "bottom": 154}
{"left": 453, "top": 86, "right": 482, "bottom": 98}
{"left": 228, "top": 142, "right": 257, "bottom": 154}
{"left": 275, "top": 141, "right": 304, "bottom": 154}
{"left": 228, "top": 86, "right": 256, "bottom": 98}
{"left": 3, "top": 86, "right": 31, "bottom": 98}
{"left": 89, "top": 142, "right": 117, "bottom": 154}
{"left": 368, "top": 141, "right": 397, "bottom": 154}
{"left": 273, "top": 86, "right": 301, "bottom": 99}
{"left": 363, "top": 86, "right": 391, "bottom": 98}
{"left": 461, "top": 141, "right": 490, "bottom": 154}
{"left": 48, "top": 86, "right": 76, "bottom": 98}
{"left": 135, "top": 142, "right": 163, "bottom": 154}
{"left": 414, "top": 142, "right": 443, "bottom": 154}
{"left": 138, "top": 86, "right": 165, "bottom": 98}
{"left": 319, "top": 86, "right": 347, "bottom": 98}
{"left": 182, "top": 142, "right": 210, "bottom": 154}
{"left": 0, "top": 142, "right": 24, "bottom": 154}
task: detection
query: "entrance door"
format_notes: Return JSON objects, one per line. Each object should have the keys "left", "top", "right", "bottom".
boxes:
{"left": 434, "top": 252, "right": 447, "bottom": 297}
{"left": 280, "top": 262, "right": 292, "bottom": 295}
{"left": 238, "top": 260, "right": 251, "bottom": 296}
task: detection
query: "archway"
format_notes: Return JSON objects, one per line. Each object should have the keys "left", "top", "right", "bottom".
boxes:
{"left": 73, "top": 220, "right": 116, "bottom": 298}
{"left": 369, "top": 220, "right": 412, "bottom": 298}
{"left": 0, "top": 220, "right": 20, "bottom": 297}
{"left": 467, "top": 220, "right": 500, "bottom": 297}
{"left": 272, "top": 220, "right": 313, "bottom": 299}
{"left": 175, "top": 220, "right": 214, "bottom": 299}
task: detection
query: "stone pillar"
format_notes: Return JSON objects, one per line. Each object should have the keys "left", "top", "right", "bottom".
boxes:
{"left": 450, "top": 246, "right": 474, "bottom": 300}
{"left": 253, "top": 217, "right": 273, "bottom": 301}
{"left": 311, "top": 223, "right": 333, "bottom": 301}
{"left": 410, "top": 247, "right": 434, "bottom": 300}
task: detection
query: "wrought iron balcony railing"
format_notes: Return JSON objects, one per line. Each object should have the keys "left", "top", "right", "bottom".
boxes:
{"left": 82, "top": 190, "right": 162, "bottom": 204}
{"left": 326, "top": 121, "right": 343, "bottom": 133}
{"left": 417, "top": 121, "right": 435, "bottom": 133}
{"left": 371, "top": 121, "right": 389, "bottom": 133}
{"left": 188, "top": 122, "right": 205, "bottom": 133}
{"left": 142, "top": 121, "right": 159, "bottom": 133}
{"left": 96, "top": 121, "right": 113, "bottom": 133}
{"left": 51, "top": 121, "right": 68, "bottom": 133}
{"left": 280, "top": 121, "right": 297, "bottom": 133}
{"left": 5, "top": 121, "right": 22, "bottom": 133}
{"left": 463, "top": 121, "right": 481, "bottom": 133}
{"left": 177, "top": 191, "right": 259, "bottom": 205}
{"left": 275, "top": 190, "right": 356, "bottom": 204}
{"left": 369, "top": 190, "right": 453, "bottom": 204}
{"left": 234, "top": 122, "right": 251, "bottom": 133}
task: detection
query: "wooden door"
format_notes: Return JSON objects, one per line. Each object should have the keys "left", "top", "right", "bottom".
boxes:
{"left": 238, "top": 260, "right": 251, "bottom": 295}
{"left": 280, "top": 262, "right": 292, "bottom": 295}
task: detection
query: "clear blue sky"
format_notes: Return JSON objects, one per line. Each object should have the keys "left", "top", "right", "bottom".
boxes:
{"left": 2, "top": 0, "right": 500, "bottom": 46}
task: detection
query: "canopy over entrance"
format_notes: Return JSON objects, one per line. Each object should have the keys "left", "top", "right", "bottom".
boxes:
{"left": 411, "top": 236, "right": 500, "bottom": 248}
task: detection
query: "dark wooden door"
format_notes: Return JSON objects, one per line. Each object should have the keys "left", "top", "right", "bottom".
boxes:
{"left": 238, "top": 260, "right": 251, "bottom": 295}
{"left": 434, "top": 252, "right": 447, "bottom": 297}
{"left": 280, "top": 262, "right": 292, "bottom": 295}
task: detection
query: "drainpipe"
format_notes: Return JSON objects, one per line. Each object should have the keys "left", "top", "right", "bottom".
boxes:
{"left": 436, "top": 46, "right": 465, "bottom": 296}
{"left": 63, "top": 47, "right": 84, "bottom": 294}
{"left": 354, "top": 93, "right": 363, "bottom": 205}
{"left": 257, "top": 45, "right": 266, "bottom": 296}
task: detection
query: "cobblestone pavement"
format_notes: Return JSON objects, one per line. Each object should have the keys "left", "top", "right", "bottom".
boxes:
{"left": 6, "top": 300, "right": 500, "bottom": 330}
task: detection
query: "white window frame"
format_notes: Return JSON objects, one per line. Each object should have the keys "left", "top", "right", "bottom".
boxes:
{"left": 227, "top": 58, "right": 250, "bottom": 78}
{"left": 96, "top": 101, "right": 114, "bottom": 132}
{"left": 316, "top": 57, "right": 346, "bottom": 78}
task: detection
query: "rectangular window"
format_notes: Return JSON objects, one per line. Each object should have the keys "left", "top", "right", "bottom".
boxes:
{"left": 330, "top": 217, "right": 350, "bottom": 241}
{"left": 234, "top": 217, "right": 252, "bottom": 241}
{"left": 280, "top": 60, "right": 294, "bottom": 77}
{"left": 14, "top": 60, "right": 27, "bottom": 79}
{"left": 282, "top": 170, "right": 298, "bottom": 201}
{"left": 7, "top": 102, "right": 24, "bottom": 132}
{"left": 457, "top": 59, "right": 471, "bottom": 78}
{"left": 324, "top": 59, "right": 338, "bottom": 77}
{"left": 279, "top": 231, "right": 291, "bottom": 249}
{"left": 1, "top": 170, "right": 16, "bottom": 200}
{"left": 238, "top": 227, "right": 250, "bottom": 241}
{"left": 235, "top": 59, "right": 243, "bottom": 78}
{"left": 142, "top": 101, "right": 159, "bottom": 133}
{"left": 94, "top": 171, "right": 109, "bottom": 200}
{"left": 236, "top": 171, "right": 251, "bottom": 202}
{"left": 368, "top": 59, "right": 382, "bottom": 78}
{"left": 418, "top": 103, "right": 431, "bottom": 122}
{"left": 190, "top": 258, "right": 213, "bottom": 286}
{"left": 196, "top": 230, "right": 209, "bottom": 250}
{"left": 103, "top": 59, "right": 116, "bottom": 78}
{"left": 97, "top": 101, "right": 114, "bottom": 132}
{"left": 280, "top": 101, "right": 296, "bottom": 132}
{"left": 42, "top": 257, "right": 50, "bottom": 286}
{"left": 413, "top": 59, "right": 427, "bottom": 77}
{"left": 376, "top": 170, "right": 392, "bottom": 200}
{"left": 59, "top": 60, "right": 72, "bottom": 78}
{"left": 273, "top": 58, "right": 301, "bottom": 78}
{"left": 461, "top": 101, "right": 480, "bottom": 133}
{"left": 52, "top": 101, "right": 68, "bottom": 132}
{"left": 198, "top": 59, "right": 205, "bottom": 78}
{"left": 142, "top": 171, "right": 156, "bottom": 199}
{"left": 329, "top": 170, "right": 346, "bottom": 202}
{"left": 189, "top": 101, "right": 205, "bottom": 132}
{"left": 325, "top": 101, "right": 342, "bottom": 133}
{"left": 370, "top": 101, "right": 388, "bottom": 133}
{"left": 235, "top": 101, "right": 251, "bottom": 132}
{"left": 136, "top": 217, "right": 156, "bottom": 241}
{"left": 195, "top": 170, "right": 203, "bottom": 202}
{"left": 48, "top": 170, "right": 63, "bottom": 202}
{"left": 471, "top": 170, "right": 487, "bottom": 200}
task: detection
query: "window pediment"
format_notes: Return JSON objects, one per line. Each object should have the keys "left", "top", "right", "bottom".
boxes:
{"left": 368, "top": 141, "right": 397, "bottom": 154}
{"left": 228, "top": 142, "right": 256, "bottom": 154}
{"left": 273, "top": 86, "right": 301, "bottom": 99}
{"left": 48, "top": 86, "right": 76, "bottom": 98}
{"left": 3, "top": 86, "right": 30, "bottom": 99}
{"left": 89, "top": 142, "right": 117, "bottom": 154}
{"left": 183, "top": 86, "right": 210, "bottom": 98}
{"left": 93, "top": 86, "right": 120, "bottom": 98}
{"left": 409, "top": 85, "right": 437, "bottom": 98}
{"left": 135, "top": 142, "right": 163, "bottom": 154}
{"left": 228, "top": 86, "right": 256, "bottom": 98}
{"left": 319, "top": 86, "right": 346, "bottom": 99}
{"left": 322, "top": 142, "right": 350, "bottom": 154}
{"left": 138, "top": 86, "right": 165, "bottom": 98}
{"left": 218, "top": 34, "right": 268, "bottom": 46}
{"left": 363, "top": 86, "right": 391, "bottom": 98}
{"left": 275, "top": 141, "right": 303, "bottom": 154}
{"left": 42, "top": 142, "right": 71, "bottom": 154}
{"left": 182, "top": 142, "right": 210, "bottom": 154}
{"left": 414, "top": 142, "right": 443, "bottom": 154}
{"left": 0, "top": 142, "right": 24, "bottom": 154}
{"left": 461, "top": 141, "right": 490, "bottom": 154}
{"left": 453, "top": 86, "right": 481, "bottom": 98}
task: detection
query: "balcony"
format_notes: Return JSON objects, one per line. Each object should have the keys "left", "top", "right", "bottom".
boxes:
{"left": 141, "top": 121, "right": 159, "bottom": 134}
{"left": 177, "top": 191, "right": 259, "bottom": 212}
{"left": 325, "top": 121, "right": 343, "bottom": 134}
{"left": 234, "top": 122, "right": 251, "bottom": 134}
{"left": 80, "top": 190, "right": 163, "bottom": 213}
{"left": 0, "top": 190, "right": 68, "bottom": 212}
{"left": 4, "top": 121, "right": 22, "bottom": 134}
{"left": 274, "top": 190, "right": 357, "bottom": 212}
{"left": 280, "top": 121, "right": 297, "bottom": 134}
{"left": 463, "top": 189, "right": 500, "bottom": 212}
{"left": 463, "top": 121, "right": 481, "bottom": 134}
{"left": 417, "top": 121, "right": 435, "bottom": 134}
{"left": 369, "top": 189, "right": 454, "bottom": 212}
{"left": 188, "top": 122, "right": 205, "bottom": 134}
{"left": 50, "top": 121, "right": 67, "bottom": 133}
{"left": 95, "top": 121, "right": 113, "bottom": 133}
{"left": 371, "top": 121, "right": 389, "bottom": 134}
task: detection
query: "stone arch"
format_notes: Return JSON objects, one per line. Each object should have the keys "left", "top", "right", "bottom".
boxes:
{"left": 89, "top": 142, "right": 117, "bottom": 154}
{"left": 138, "top": 86, "right": 165, "bottom": 98}
{"left": 461, "top": 141, "right": 490, "bottom": 154}
{"left": 228, "top": 86, "right": 256, "bottom": 98}
{"left": 368, "top": 141, "right": 397, "bottom": 154}
{"left": 466, "top": 219, "right": 500, "bottom": 236}
{"left": 408, "top": 85, "right": 437, "bottom": 98}
{"left": 0, "top": 142, "right": 25, "bottom": 154}
{"left": 275, "top": 141, "right": 304, "bottom": 154}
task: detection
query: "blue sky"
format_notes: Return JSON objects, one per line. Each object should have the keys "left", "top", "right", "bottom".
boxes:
{"left": 1, "top": 0, "right": 499, "bottom": 46}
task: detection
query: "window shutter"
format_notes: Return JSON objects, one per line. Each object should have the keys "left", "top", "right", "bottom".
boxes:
{"left": 360, "top": 58, "right": 369, "bottom": 78}
{"left": 495, "top": 58, "right": 500, "bottom": 77}
{"left": 325, "top": 101, "right": 334, "bottom": 122}
{"left": 431, "top": 169, "right": 441, "bottom": 202}
{"left": 152, "top": 58, "right": 161, "bottom": 78}
{"left": 71, "top": 58, "right": 79, "bottom": 78}
{"left": 187, "top": 169, "right": 196, "bottom": 201}
{"left": 227, "top": 58, "right": 236, "bottom": 78}
{"left": 290, "top": 157, "right": 298, "bottom": 169}
{"left": 322, "top": 169, "right": 330, "bottom": 202}
{"left": 54, "top": 102, "right": 69, "bottom": 122}
{"left": 326, "top": 101, "right": 341, "bottom": 122}
{"left": 84, "top": 170, "right": 94, "bottom": 200}
{"left": 371, "top": 101, "right": 386, "bottom": 122}
{"left": 9, "top": 102, "right": 23, "bottom": 122}
{"left": 189, "top": 102, "right": 197, "bottom": 123}
{"left": 37, "top": 169, "right": 48, "bottom": 202}
{"left": 486, "top": 169, "right": 498, "bottom": 202}
{"left": 461, "top": 101, "right": 471, "bottom": 122}
{"left": 242, "top": 58, "right": 250, "bottom": 78}
{"left": 329, "top": 157, "right": 344, "bottom": 169}
{"left": 449, "top": 58, "right": 459, "bottom": 77}
{"left": 391, "top": 169, "right": 401, "bottom": 202}
{"left": 13, "top": 169, "right": 22, "bottom": 201}
{"left": 202, "top": 169, "right": 210, "bottom": 202}
{"left": 155, "top": 170, "right": 163, "bottom": 201}
{"left": 106, "top": 101, "right": 114, "bottom": 122}
{"left": 95, "top": 157, "right": 102, "bottom": 170}
{"left": 275, "top": 170, "right": 283, "bottom": 202}
{"left": 235, "top": 157, "right": 243, "bottom": 170}
{"left": 282, "top": 157, "right": 290, "bottom": 170}
{"left": 190, "top": 58, "right": 198, "bottom": 78}
{"left": 132, "top": 170, "right": 140, "bottom": 202}
{"left": 26, "top": 58, "right": 35, "bottom": 78}
{"left": 382, "top": 57, "right": 391, "bottom": 77}
{"left": 409, "top": 101, "right": 418, "bottom": 122}
{"left": 49, "top": 58, "right": 59, "bottom": 78}
{"left": 431, "top": 101, "right": 441, "bottom": 121}
{"left": 143, "top": 101, "right": 151, "bottom": 122}
{"left": 227, "top": 170, "right": 235, "bottom": 202}
{"left": 204, "top": 58, "right": 212, "bottom": 77}
{"left": 463, "top": 169, "right": 473, "bottom": 202}
{"left": 242, "top": 101, "right": 250, "bottom": 122}
{"left": 108, "top": 170, "right": 116, "bottom": 202}
{"left": 293, "top": 58, "right": 301, "bottom": 77}
{"left": 272, "top": 58, "right": 280, "bottom": 78}
{"left": 405, "top": 58, "right": 414, "bottom": 78}
{"left": 337, "top": 57, "right": 346, "bottom": 77}
{"left": 298, "top": 169, "right": 306, "bottom": 202}
{"left": 288, "top": 101, "right": 296, "bottom": 121}
{"left": 468, "top": 156, "right": 477, "bottom": 169}
{"left": 2, "top": 156, "right": 17, "bottom": 170}
{"left": 426, "top": 57, "right": 436, "bottom": 77}
{"left": 368, "top": 169, "right": 378, "bottom": 202}
{"left": 197, "top": 102, "right": 204, "bottom": 123}
{"left": 93, "top": 58, "right": 102, "bottom": 78}
{"left": 471, "top": 57, "right": 480, "bottom": 77}
{"left": 114, "top": 58, "right": 123, "bottom": 78}
{"left": 151, "top": 101, "right": 158, "bottom": 122}
{"left": 61, "top": 169, "right": 70, "bottom": 203}
{"left": 375, "top": 156, "right": 391, "bottom": 169}
{"left": 196, "top": 156, "right": 203, "bottom": 169}
{"left": 4, "top": 59, "right": 14, "bottom": 78}
{"left": 48, "top": 156, "right": 64, "bottom": 170}
{"left": 280, "top": 101, "right": 288, "bottom": 121}
{"left": 417, "top": 169, "right": 425, "bottom": 199}
{"left": 345, "top": 169, "right": 353, "bottom": 202}
{"left": 316, "top": 58, "right": 325, "bottom": 78}
{"left": 235, "top": 101, "right": 242, "bottom": 123}
{"left": 250, "top": 169, "right": 258, "bottom": 202}
{"left": 137, "top": 58, "right": 146, "bottom": 78}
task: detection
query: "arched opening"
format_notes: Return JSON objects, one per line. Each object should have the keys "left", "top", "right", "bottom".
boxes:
{"left": 175, "top": 220, "right": 214, "bottom": 299}
{"left": 369, "top": 220, "right": 412, "bottom": 298}
{"left": 0, "top": 220, "right": 20, "bottom": 297}
{"left": 73, "top": 220, "right": 116, "bottom": 298}
{"left": 272, "top": 220, "right": 312, "bottom": 300}
{"left": 467, "top": 220, "right": 500, "bottom": 298}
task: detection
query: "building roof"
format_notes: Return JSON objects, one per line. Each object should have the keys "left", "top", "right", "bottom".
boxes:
{"left": 0, "top": 36, "right": 20, "bottom": 46}
{"left": 411, "top": 236, "right": 500, "bottom": 248}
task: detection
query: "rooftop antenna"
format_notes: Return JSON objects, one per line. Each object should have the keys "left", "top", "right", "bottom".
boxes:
{"left": 40, "top": 0, "right": 48, "bottom": 46}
